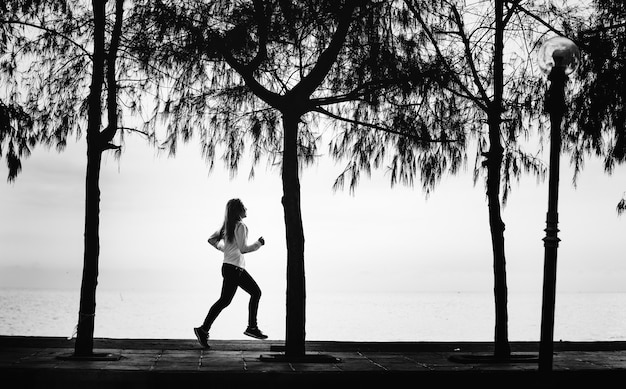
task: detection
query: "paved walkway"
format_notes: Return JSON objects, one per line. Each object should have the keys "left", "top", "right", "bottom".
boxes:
{"left": 2, "top": 336, "right": 626, "bottom": 388}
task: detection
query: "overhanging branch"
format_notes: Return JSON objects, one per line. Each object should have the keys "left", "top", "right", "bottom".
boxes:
{"left": 313, "top": 106, "right": 459, "bottom": 143}
{"left": 404, "top": 1, "right": 489, "bottom": 112}
{"left": 450, "top": 5, "right": 491, "bottom": 106}
{"left": 1, "top": 19, "right": 92, "bottom": 58}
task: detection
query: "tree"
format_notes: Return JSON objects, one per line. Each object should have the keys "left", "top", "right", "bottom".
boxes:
{"left": 381, "top": 0, "right": 574, "bottom": 359}
{"left": 128, "top": 0, "right": 462, "bottom": 358}
{"left": 74, "top": 0, "right": 126, "bottom": 358}
{"left": 567, "top": 0, "right": 626, "bottom": 214}
{"left": 1, "top": 0, "right": 139, "bottom": 357}
{"left": 514, "top": 0, "right": 626, "bottom": 214}
{"left": 391, "top": 0, "right": 624, "bottom": 359}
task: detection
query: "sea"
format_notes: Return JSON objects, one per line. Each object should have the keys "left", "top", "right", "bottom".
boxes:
{"left": 1, "top": 288, "right": 625, "bottom": 342}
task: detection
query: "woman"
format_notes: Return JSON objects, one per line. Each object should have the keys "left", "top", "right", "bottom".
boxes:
{"left": 194, "top": 198, "right": 267, "bottom": 349}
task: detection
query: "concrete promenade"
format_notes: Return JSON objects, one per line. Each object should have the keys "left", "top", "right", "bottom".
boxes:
{"left": 2, "top": 336, "right": 626, "bottom": 388}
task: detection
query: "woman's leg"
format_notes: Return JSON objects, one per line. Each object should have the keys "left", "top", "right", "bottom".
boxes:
{"left": 237, "top": 269, "right": 262, "bottom": 328}
{"left": 201, "top": 264, "right": 241, "bottom": 331}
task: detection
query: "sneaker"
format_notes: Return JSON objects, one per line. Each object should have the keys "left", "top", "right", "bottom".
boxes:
{"left": 244, "top": 326, "right": 268, "bottom": 340}
{"left": 194, "top": 327, "right": 210, "bottom": 349}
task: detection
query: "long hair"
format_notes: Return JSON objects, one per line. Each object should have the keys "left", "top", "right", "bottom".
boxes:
{"left": 220, "top": 198, "right": 245, "bottom": 242}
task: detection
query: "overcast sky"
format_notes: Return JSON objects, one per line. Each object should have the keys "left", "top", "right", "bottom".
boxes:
{"left": 1, "top": 129, "right": 625, "bottom": 295}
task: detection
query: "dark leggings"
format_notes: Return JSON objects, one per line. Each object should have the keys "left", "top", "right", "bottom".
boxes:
{"left": 202, "top": 263, "right": 261, "bottom": 330}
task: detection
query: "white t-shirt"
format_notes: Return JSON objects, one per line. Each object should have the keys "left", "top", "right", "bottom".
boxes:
{"left": 208, "top": 221, "right": 262, "bottom": 269}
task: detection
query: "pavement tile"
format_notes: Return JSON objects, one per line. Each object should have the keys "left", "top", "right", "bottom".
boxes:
{"left": 289, "top": 363, "right": 343, "bottom": 372}
{"left": 241, "top": 350, "right": 266, "bottom": 359}
{"left": 402, "top": 351, "right": 443, "bottom": 366}
{"left": 379, "top": 363, "right": 429, "bottom": 371}
{"left": 197, "top": 361, "right": 244, "bottom": 371}
{"left": 385, "top": 358, "right": 432, "bottom": 371}
{"left": 161, "top": 349, "right": 202, "bottom": 355}
{"left": 244, "top": 360, "right": 294, "bottom": 372}
{"left": 604, "top": 361, "right": 626, "bottom": 369}
{"left": 14, "top": 361, "right": 61, "bottom": 369}
{"left": 199, "top": 354, "right": 244, "bottom": 371}
{"left": 18, "top": 355, "right": 61, "bottom": 363}
{"left": 427, "top": 363, "right": 475, "bottom": 371}
{"left": 204, "top": 350, "right": 243, "bottom": 357}
{"left": 102, "top": 361, "right": 154, "bottom": 370}
{"left": 153, "top": 362, "right": 199, "bottom": 371}
{"left": 0, "top": 352, "right": 35, "bottom": 364}
{"left": 328, "top": 352, "right": 362, "bottom": 362}
{"left": 119, "top": 352, "right": 160, "bottom": 363}
{"left": 557, "top": 361, "right": 605, "bottom": 370}
{"left": 55, "top": 360, "right": 114, "bottom": 369}
{"left": 37, "top": 348, "right": 74, "bottom": 356}
{"left": 120, "top": 349, "right": 162, "bottom": 354}
{"left": 158, "top": 355, "right": 201, "bottom": 364}
{"left": 336, "top": 360, "right": 386, "bottom": 372}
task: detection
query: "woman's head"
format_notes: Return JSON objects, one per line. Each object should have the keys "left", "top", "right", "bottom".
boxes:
{"left": 222, "top": 198, "right": 246, "bottom": 241}
{"left": 226, "top": 198, "right": 246, "bottom": 219}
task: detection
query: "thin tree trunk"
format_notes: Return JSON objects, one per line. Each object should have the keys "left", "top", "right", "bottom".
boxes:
{"left": 487, "top": 117, "right": 510, "bottom": 359}
{"left": 489, "top": 0, "right": 510, "bottom": 359}
{"left": 74, "top": 145, "right": 103, "bottom": 355}
{"left": 281, "top": 111, "right": 306, "bottom": 357}
{"left": 74, "top": 0, "right": 106, "bottom": 356}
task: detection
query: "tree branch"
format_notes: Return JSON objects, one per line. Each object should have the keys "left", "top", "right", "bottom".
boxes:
{"left": 244, "top": 0, "right": 269, "bottom": 72}
{"left": 310, "top": 77, "right": 406, "bottom": 107}
{"left": 313, "top": 106, "right": 458, "bottom": 143}
{"left": 1, "top": 19, "right": 92, "bottom": 58}
{"left": 516, "top": 3, "right": 626, "bottom": 66}
{"left": 450, "top": 5, "right": 491, "bottom": 106}
{"left": 102, "top": 142, "right": 122, "bottom": 151}
{"left": 289, "top": 0, "right": 358, "bottom": 100}
{"left": 514, "top": 4, "right": 563, "bottom": 37}
{"left": 503, "top": 0, "right": 522, "bottom": 26}
{"left": 404, "top": 1, "right": 488, "bottom": 112}
{"left": 218, "top": 46, "right": 282, "bottom": 108}
{"left": 100, "top": 0, "right": 124, "bottom": 149}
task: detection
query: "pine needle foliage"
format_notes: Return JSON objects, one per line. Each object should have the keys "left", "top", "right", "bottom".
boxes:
{"left": 126, "top": 0, "right": 466, "bottom": 188}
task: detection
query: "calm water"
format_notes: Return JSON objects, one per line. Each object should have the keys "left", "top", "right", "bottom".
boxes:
{"left": 1, "top": 288, "right": 625, "bottom": 342}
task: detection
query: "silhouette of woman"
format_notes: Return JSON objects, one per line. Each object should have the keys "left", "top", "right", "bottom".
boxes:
{"left": 194, "top": 198, "right": 267, "bottom": 348}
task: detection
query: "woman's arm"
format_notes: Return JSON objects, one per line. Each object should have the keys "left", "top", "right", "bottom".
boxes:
{"left": 235, "top": 223, "right": 262, "bottom": 254}
{"left": 207, "top": 230, "right": 224, "bottom": 251}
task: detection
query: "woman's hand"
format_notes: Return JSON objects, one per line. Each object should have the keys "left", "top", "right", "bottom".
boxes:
{"left": 258, "top": 236, "right": 265, "bottom": 245}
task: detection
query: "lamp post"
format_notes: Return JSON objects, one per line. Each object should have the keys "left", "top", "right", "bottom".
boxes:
{"left": 537, "top": 36, "right": 580, "bottom": 372}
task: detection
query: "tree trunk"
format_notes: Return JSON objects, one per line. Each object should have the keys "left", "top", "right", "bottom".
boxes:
{"left": 489, "top": 0, "right": 510, "bottom": 359}
{"left": 281, "top": 111, "right": 306, "bottom": 357}
{"left": 74, "top": 0, "right": 106, "bottom": 356}
{"left": 74, "top": 144, "right": 103, "bottom": 355}
{"left": 487, "top": 117, "right": 510, "bottom": 359}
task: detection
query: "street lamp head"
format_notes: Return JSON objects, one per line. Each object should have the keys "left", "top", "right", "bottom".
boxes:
{"left": 538, "top": 36, "right": 580, "bottom": 76}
